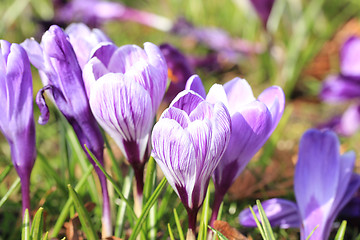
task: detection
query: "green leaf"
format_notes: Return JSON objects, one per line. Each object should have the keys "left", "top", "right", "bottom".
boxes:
{"left": 174, "top": 208, "right": 185, "bottom": 240}
{"left": 168, "top": 223, "right": 175, "bottom": 240}
{"left": 22, "top": 209, "right": 30, "bottom": 240}
{"left": 198, "top": 186, "right": 211, "bottom": 240}
{"left": 0, "top": 177, "right": 21, "bottom": 208}
{"left": 208, "top": 225, "right": 229, "bottom": 240}
{"left": 334, "top": 220, "right": 347, "bottom": 240}
{"left": 143, "top": 156, "right": 156, "bottom": 202}
{"left": 129, "top": 177, "right": 167, "bottom": 240}
{"left": 67, "top": 184, "right": 98, "bottom": 240}
{"left": 305, "top": 225, "right": 319, "bottom": 240}
{"left": 0, "top": 164, "right": 12, "bottom": 183}
{"left": 42, "top": 232, "right": 49, "bottom": 240}
{"left": 249, "top": 205, "right": 266, "bottom": 240}
{"left": 30, "top": 207, "right": 44, "bottom": 240}
{"left": 52, "top": 164, "right": 94, "bottom": 237}
{"left": 256, "top": 200, "right": 275, "bottom": 240}
{"left": 84, "top": 145, "right": 137, "bottom": 221}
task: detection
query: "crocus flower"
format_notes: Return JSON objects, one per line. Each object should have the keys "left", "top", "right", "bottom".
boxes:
{"left": 159, "top": 43, "right": 194, "bottom": 104}
{"left": 0, "top": 40, "right": 36, "bottom": 217}
{"left": 194, "top": 77, "right": 285, "bottom": 225}
{"left": 65, "top": 22, "right": 111, "bottom": 69}
{"left": 21, "top": 25, "right": 112, "bottom": 237}
{"left": 239, "top": 129, "right": 360, "bottom": 240}
{"left": 249, "top": 0, "right": 275, "bottom": 28}
{"left": 151, "top": 87, "right": 231, "bottom": 236}
{"left": 319, "top": 36, "right": 360, "bottom": 136}
{"left": 83, "top": 41, "right": 168, "bottom": 199}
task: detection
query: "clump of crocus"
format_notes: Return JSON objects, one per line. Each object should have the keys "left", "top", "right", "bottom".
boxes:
{"left": 21, "top": 25, "right": 112, "bottom": 237}
{"left": 151, "top": 83, "right": 232, "bottom": 238}
{"left": 187, "top": 76, "right": 285, "bottom": 225}
{"left": 239, "top": 129, "right": 360, "bottom": 240}
{"left": 83, "top": 41, "right": 168, "bottom": 213}
{"left": 319, "top": 36, "right": 360, "bottom": 136}
{"left": 65, "top": 22, "right": 111, "bottom": 69}
{"left": 0, "top": 40, "right": 36, "bottom": 217}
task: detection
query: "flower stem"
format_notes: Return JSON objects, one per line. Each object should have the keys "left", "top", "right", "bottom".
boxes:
{"left": 96, "top": 168, "right": 112, "bottom": 238}
{"left": 209, "top": 190, "right": 225, "bottom": 227}
{"left": 186, "top": 207, "right": 199, "bottom": 237}
{"left": 133, "top": 166, "right": 144, "bottom": 217}
{"left": 20, "top": 174, "right": 31, "bottom": 218}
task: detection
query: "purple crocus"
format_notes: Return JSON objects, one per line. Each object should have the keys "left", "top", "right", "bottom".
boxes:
{"left": 83, "top": 41, "right": 168, "bottom": 200}
{"left": 319, "top": 36, "right": 360, "bottom": 136}
{"left": 159, "top": 43, "right": 194, "bottom": 104}
{"left": 21, "top": 25, "right": 112, "bottom": 237}
{"left": 193, "top": 77, "right": 285, "bottom": 225}
{"left": 249, "top": 0, "right": 275, "bottom": 28}
{"left": 65, "top": 23, "right": 111, "bottom": 69}
{"left": 0, "top": 41, "right": 36, "bottom": 217}
{"left": 239, "top": 129, "right": 360, "bottom": 240}
{"left": 151, "top": 88, "right": 231, "bottom": 236}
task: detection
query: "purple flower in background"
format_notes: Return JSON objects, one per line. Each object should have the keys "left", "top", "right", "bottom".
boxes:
{"left": 319, "top": 36, "right": 360, "bottom": 136}
{"left": 197, "top": 77, "right": 285, "bottom": 225}
{"left": 159, "top": 43, "right": 194, "bottom": 104}
{"left": 84, "top": 42, "right": 167, "bottom": 197}
{"left": 249, "top": 0, "right": 275, "bottom": 27}
{"left": 151, "top": 88, "right": 231, "bottom": 235}
{"left": 0, "top": 41, "right": 36, "bottom": 217}
{"left": 239, "top": 129, "right": 360, "bottom": 240}
{"left": 65, "top": 23, "right": 111, "bottom": 69}
{"left": 21, "top": 25, "right": 112, "bottom": 237}
{"left": 54, "top": 0, "right": 172, "bottom": 31}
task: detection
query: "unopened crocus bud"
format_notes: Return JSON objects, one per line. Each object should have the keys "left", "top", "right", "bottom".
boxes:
{"left": 152, "top": 88, "right": 231, "bottom": 235}
{"left": 0, "top": 40, "right": 36, "bottom": 216}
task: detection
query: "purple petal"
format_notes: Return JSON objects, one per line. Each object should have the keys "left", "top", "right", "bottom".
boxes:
{"left": 36, "top": 85, "right": 52, "bottom": 125}
{"left": 258, "top": 86, "right": 285, "bottom": 131}
{"left": 250, "top": 0, "right": 275, "bottom": 27}
{"left": 90, "top": 42, "right": 117, "bottom": 68}
{"left": 170, "top": 90, "right": 205, "bottom": 115}
{"left": 89, "top": 72, "right": 153, "bottom": 164}
{"left": 340, "top": 36, "right": 360, "bottom": 79}
{"left": 294, "top": 129, "right": 340, "bottom": 234}
{"left": 20, "top": 38, "right": 45, "bottom": 70}
{"left": 144, "top": 42, "right": 168, "bottom": 83}
{"left": 320, "top": 75, "right": 360, "bottom": 102}
{"left": 185, "top": 75, "right": 206, "bottom": 99}
{"left": 337, "top": 104, "right": 360, "bottom": 136}
{"left": 107, "top": 44, "right": 147, "bottom": 73}
{"left": 82, "top": 57, "right": 109, "bottom": 98}
{"left": 223, "top": 78, "right": 256, "bottom": 114}
{"left": 66, "top": 23, "right": 111, "bottom": 69}
{"left": 213, "top": 101, "right": 272, "bottom": 192}
{"left": 160, "top": 107, "right": 190, "bottom": 128}
{"left": 206, "top": 83, "right": 229, "bottom": 107}
{"left": 239, "top": 198, "right": 300, "bottom": 228}
{"left": 151, "top": 118, "right": 197, "bottom": 208}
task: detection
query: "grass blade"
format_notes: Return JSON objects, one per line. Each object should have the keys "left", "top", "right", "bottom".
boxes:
{"left": 174, "top": 208, "right": 185, "bottom": 240}
{"left": 198, "top": 186, "right": 211, "bottom": 240}
{"left": 208, "top": 225, "right": 229, "bottom": 240}
{"left": 305, "top": 225, "right": 319, "bottom": 240}
{"left": 67, "top": 184, "right": 98, "bottom": 240}
{"left": 168, "top": 223, "right": 175, "bottom": 240}
{"left": 129, "top": 177, "right": 167, "bottom": 240}
{"left": 335, "top": 220, "right": 347, "bottom": 240}
{"left": 0, "top": 177, "right": 21, "bottom": 208}
{"left": 84, "top": 145, "right": 137, "bottom": 221}
{"left": 0, "top": 164, "right": 12, "bottom": 183}
{"left": 42, "top": 232, "right": 48, "bottom": 240}
{"left": 30, "top": 207, "right": 44, "bottom": 240}
{"left": 22, "top": 209, "right": 30, "bottom": 240}
{"left": 256, "top": 200, "right": 275, "bottom": 240}
{"left": 249, "top": 205, "right": 266, "bottom": 239}
{"left": 52, "top": 164, "right": 94, "bottom": 237}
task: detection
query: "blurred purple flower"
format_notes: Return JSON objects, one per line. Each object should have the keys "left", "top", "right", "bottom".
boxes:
{"left": 21, "top": 25, "right": 112, "bottom": 236}
{"left": 239, "top": 129, "right": 360, "bottom": 240}
{"left": 319, "top": 36, "right": 360, "bottom": 135}
{"left": 65, "top": 23, "right": 111, "bottom": 69}
{"left": 159, "top": 43, "right": 194, "bottom": 104}
{"left": 84, "top": 42, "right": 168, "bottom": 195}
{"left": 54, "top": 0, "right": 172, "bottom": 31}
{"left": 0, "top": 41, "right": 36, "bottom": 216}
{"left": 190, "top": 76, "right": 285, "bottom": 225}
{"left": 151, "top": 87, "right": 231, "bottom": 233}
{"left": 249, "top": 0, "right": 275, "bottom": 27}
